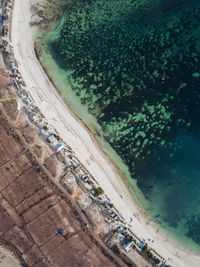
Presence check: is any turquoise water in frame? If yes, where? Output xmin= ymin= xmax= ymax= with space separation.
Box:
xmin=39 ymin=0 xmax=200 ymax=252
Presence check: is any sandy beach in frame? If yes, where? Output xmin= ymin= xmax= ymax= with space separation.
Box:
xmin=11 ymin=0 xmax=200 ymax=266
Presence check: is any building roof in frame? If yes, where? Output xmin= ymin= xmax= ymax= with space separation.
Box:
xmin=123 ymin=241 xmax=132 ymax=252
xmin=47 ymin=134 xmax=55 ymax=143
xmin=55 ymin=143 xmax=63 ymax=152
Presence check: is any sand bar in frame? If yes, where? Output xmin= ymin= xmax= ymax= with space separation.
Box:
xmin=11 ymin=0 xmax=200 ymax=266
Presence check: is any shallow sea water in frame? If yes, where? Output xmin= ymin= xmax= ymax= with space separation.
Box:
xmin=39 ymin=0 xmax=200 ymax=251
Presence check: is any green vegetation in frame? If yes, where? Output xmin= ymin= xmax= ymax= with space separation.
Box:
xmin=141 ymin=244 xmax=155 ymax=260
xmin=141 ymin=244 xmax=148 ymax=252
xmin=111 ymin=244 xmax=120 ymax=255
xmin=146 ymin=250 xmax=154 ymax=260
xmin=93 ymin=186 xmax=104 ymax=196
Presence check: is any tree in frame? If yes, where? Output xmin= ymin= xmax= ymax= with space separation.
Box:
xmin=93 ymin=186 xmax=104 ymax=196
xmin=111 ymin=244 xmax=120 ymax=255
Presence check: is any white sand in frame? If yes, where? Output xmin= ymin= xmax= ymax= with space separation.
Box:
xmin=0 ymin=246 xmax=20 ymax=267
xmin=11 ymin=0 xmax=200 ymax=266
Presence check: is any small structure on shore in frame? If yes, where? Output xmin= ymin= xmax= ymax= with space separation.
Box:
xmin=123 ymin=240 xmax=133 ymax=252
xmin=55 ymin=143 xmax=63 ymax=152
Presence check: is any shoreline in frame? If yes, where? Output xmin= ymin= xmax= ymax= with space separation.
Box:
xmin=35 ymin=38 xmax=148 ymax=211
xmin=10 ymin=0 xmax=200 ymax=266
xmin=37 ymin=30 xmax=200 ymax=256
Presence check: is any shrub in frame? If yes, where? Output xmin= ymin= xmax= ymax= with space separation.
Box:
xmin=111 ymin=244 xmax=120 ymax=255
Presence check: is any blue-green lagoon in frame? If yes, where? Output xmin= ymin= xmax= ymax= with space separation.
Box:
xmin=36 ymin=0 xmax=200 ymax=253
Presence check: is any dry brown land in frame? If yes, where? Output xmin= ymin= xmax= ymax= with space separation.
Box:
xmin=0 ymin=107 xmax=122 ymax=267
xmin=3 ymin=99 xmax=18 ymax=120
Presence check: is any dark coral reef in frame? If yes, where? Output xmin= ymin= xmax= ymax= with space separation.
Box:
xmin=49 ymin=0 xmax=200 ymax=245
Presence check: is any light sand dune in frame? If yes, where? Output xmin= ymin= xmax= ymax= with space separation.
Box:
xmin=11 ymin=0 xmax=200 ymax=266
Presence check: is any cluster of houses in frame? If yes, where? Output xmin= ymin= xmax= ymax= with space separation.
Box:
xmin=0 ymin=1 xmax=170 ymax=266
xmin=0 ymin=0 xmax=13 ymax=42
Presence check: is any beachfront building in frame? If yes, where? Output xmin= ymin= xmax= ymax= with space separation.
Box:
xmin=123 ymin=240 xmax=133 ymax=252
xmin=5 ymin=43 xmax=11 ymax=53
xmin=54 ymin=143 xmax=63 ymax=152
xmin=47 ymin=133 xmax=56 ymax=143
xmin=137 ymin=240 xmax=145 ymax=250
xmin=22 ymin=97 xmax=31 ymax=105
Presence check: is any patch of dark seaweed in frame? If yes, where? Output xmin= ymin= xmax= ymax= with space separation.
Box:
xmin=46 ymin=0 xmax=200 ymax=246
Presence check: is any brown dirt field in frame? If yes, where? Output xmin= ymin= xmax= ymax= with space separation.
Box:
xmin=0 ymin=69 xmax=10 ymax=97
xmin=0 ymin=206 xmax=15 ymax=234
xmin=65 ymin=220 xmax=82 ymax=233
xmin=40 ymin=222 xmax=82 ymax=257
xmin=0 ymin=196 xmax=22 ymax=228
xmin=5 ymin=135 xmax=24 ymax=158
xmin=0 ymin=68 xmax=9 ymax=81
xmin=33 ymin=145 xmax=43 ymax=159
xmin=3 ymin=226 xmax=32 ymax=254
xmin=22 ymin=125 xmax=38 ymax=144
xmin=15 ymin=110 xmax=29 ymax=129
xmin=40 ymin=234 xmax=66 ymax=256
xmin=21 ymin=194 xmax=61 ymax=224
xmin=48 ymin=232 xmax=113 ymax=267
xmin=15 ymin=187 xmax=54 ymax=216
xmin=0 ymin=140 xmax=11 ymax=166
xmin=3 ymin=99 xmax=18 ymax=121
xmin=27 ymin=201 xmax=72 ymax=246
xmin=5 ymin=137 xmax=23 ymax=158
xmin=0 ymin=163 xmax=17 ymax=191
xmin=22 ymin=245 xmax=43 ymax=266
xmin=31 ymin=136 xmax=53 ymax=163
xmin=44 ymin=154 xmax=58 ymax=177
xmin=0 ymin=125 xmax=24 ymax=159
xmin=12 ymin=152 xmax=32 ymax=175
xmin=33 ymin=259 xmax=50 ymax=267
xmin=1 ymin=168 xmax=47 ymax=207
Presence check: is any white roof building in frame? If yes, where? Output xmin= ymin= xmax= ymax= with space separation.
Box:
xmin=47 ymin=133 xmax=56 ymax=143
